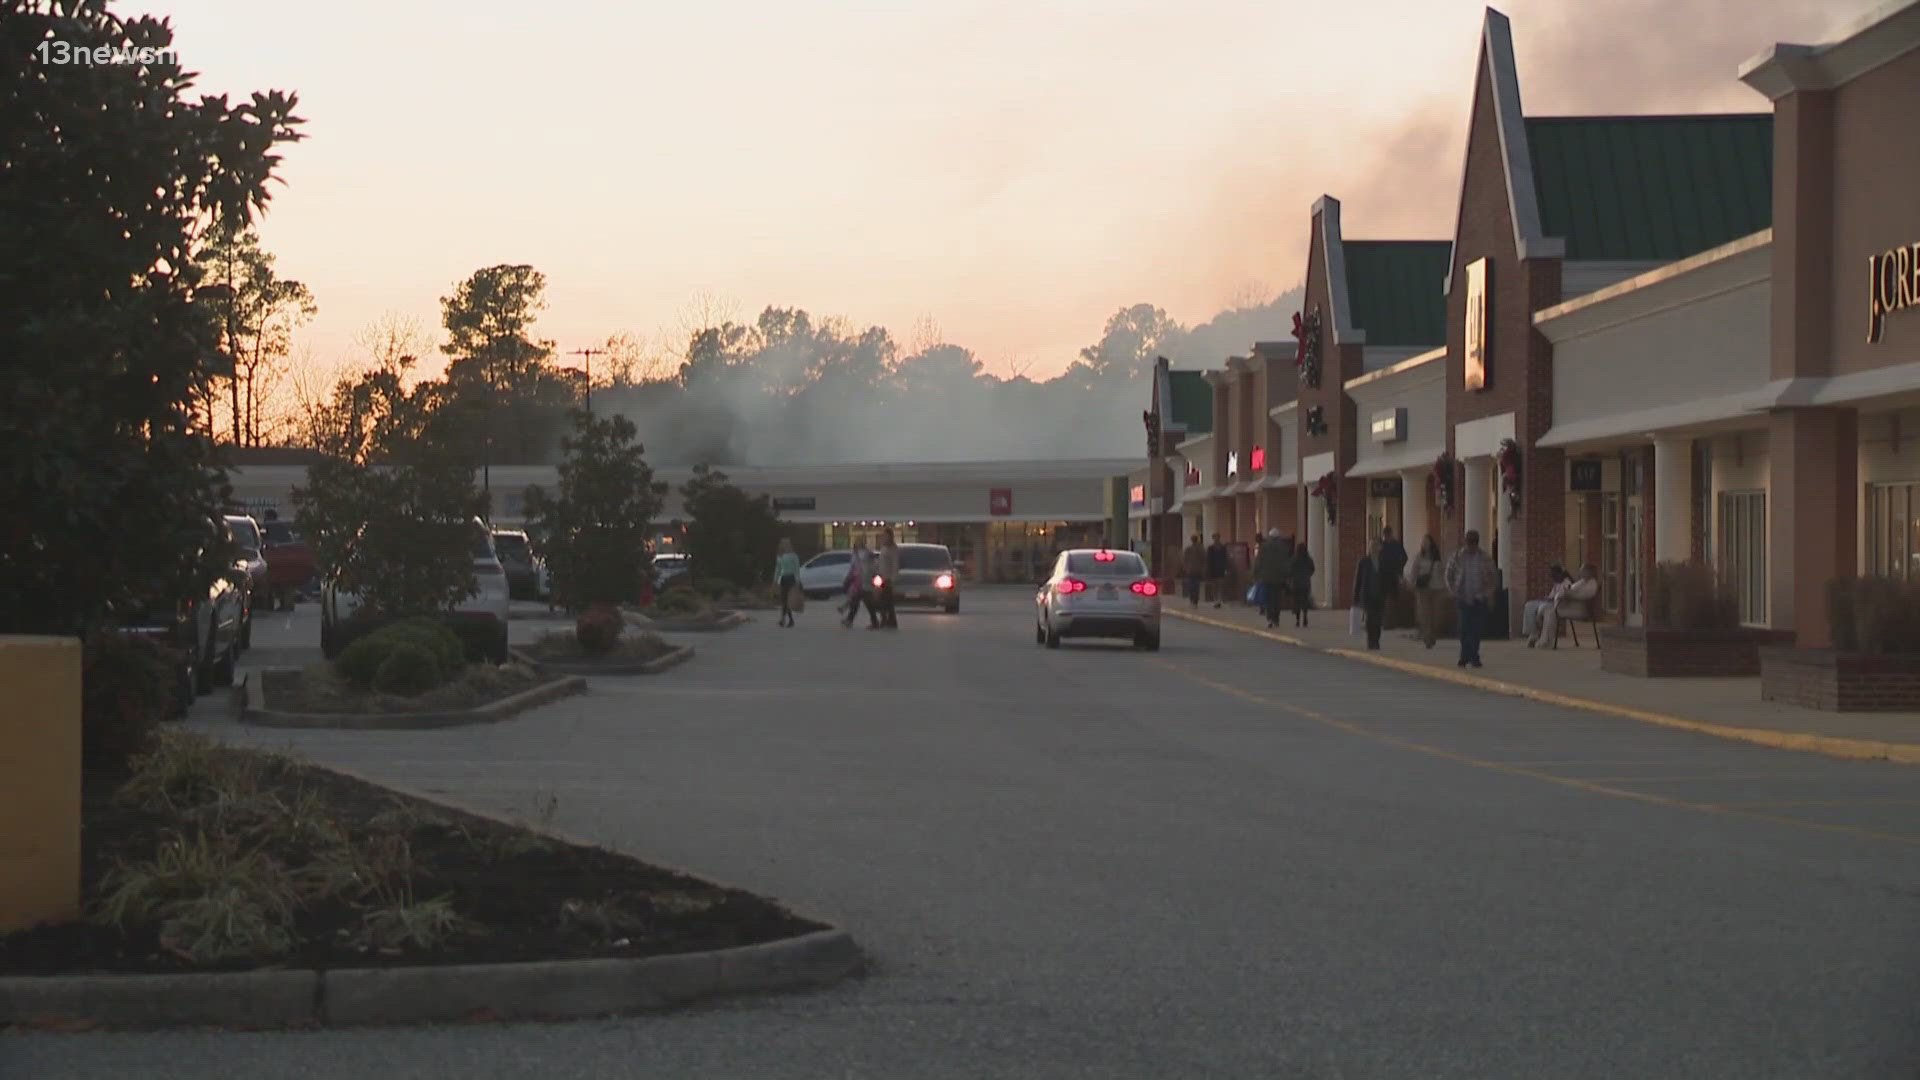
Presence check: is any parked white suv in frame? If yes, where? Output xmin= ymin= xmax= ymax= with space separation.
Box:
xmin=320 ymin=517 xmax=511 ymax=662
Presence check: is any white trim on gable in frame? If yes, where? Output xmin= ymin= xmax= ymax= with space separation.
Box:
xmin=1443 ymin=8 xmax=1566 ymax=296
xmin=1313 ymin=195 xmax=1367 ymax=346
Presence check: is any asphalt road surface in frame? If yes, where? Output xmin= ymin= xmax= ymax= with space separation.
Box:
xmin=10 ymin=590 xmax=1920 ymax=1079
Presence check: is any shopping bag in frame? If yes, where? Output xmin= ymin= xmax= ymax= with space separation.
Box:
xmin=790 ymin=586 xmax=805 ymax=613
xmin=1348 ymin=605 xmax=1364 ymax=635
xmin=1246 ymin=585 xmax=1259 ymax=605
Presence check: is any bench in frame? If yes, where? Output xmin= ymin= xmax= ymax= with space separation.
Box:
xmin=1552 ymin=596 xmax=1600 ymax=647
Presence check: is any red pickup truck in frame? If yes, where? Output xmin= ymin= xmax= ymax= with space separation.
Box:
xmin=260 ymin=516 xmax=317 ymax=611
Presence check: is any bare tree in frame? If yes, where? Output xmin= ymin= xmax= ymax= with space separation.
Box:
xmin=354 ymin=311 xmax=426 ymax=379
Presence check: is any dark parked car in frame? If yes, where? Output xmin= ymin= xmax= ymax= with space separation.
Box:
xmin=887 ymin=543 xmax=960 ymax=613
xmin=116 ymin=517 xmax=247 ymax=714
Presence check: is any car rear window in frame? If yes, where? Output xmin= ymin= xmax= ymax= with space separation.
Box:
xmin=228 ymin=518 xmax=261 ymax=549
xmin=493 ymin=533 xmax=529 ymax=559
xmin=808 ymin=551 xmax=850 ymax=567
xmin=1066 ymin=552 xmax=1146 ymax=576
xmin=899 ymin=547 xmax=952 ymax=570
xmin=262 ymin=521 xmax=298 ymax=545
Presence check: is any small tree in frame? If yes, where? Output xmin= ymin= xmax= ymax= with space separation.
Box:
xmin=680 ymin=465 xmax=782 ymax=589
xmin=523 ymin=410 xmax=665 ymax=615
xmin=290 ymin=388 xmax=482 ymax=620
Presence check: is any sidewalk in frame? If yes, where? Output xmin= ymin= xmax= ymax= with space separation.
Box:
xmin=1167 ymin=599 xmax=1920 ymax=764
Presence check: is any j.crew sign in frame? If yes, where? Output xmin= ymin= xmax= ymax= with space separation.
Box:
xmin=1868 ymin=240 xmax=1920 ymax=343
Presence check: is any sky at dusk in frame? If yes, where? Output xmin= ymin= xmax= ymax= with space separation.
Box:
xmin=124 ymin=0 xmax=1868 ymax=383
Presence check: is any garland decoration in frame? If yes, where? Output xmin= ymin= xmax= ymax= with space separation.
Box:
xmin=1290 ymin=306 xmax=1324 ymax=389
xmin=1495 ymin=438 xmax=1522 ymax=517
xmin=1430 ymin=452 xmax=1457 ymax=519
xmin=1308 ymin=471 xmax=1338 ymax=525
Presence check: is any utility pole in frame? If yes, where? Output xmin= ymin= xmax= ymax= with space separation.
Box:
xmin=568 ymin=347 xmax=606 ymax=414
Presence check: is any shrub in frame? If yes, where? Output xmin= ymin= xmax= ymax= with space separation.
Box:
xmin=81 ymin=630 xmax=181 ymax=765
xmin=92 ymin=830 xmax=299 ymax=964
xmin=1645 ymin=561 xmax=1740 ymax=631
xmin=575 ymin=602 xmax=623 ymax=655
xmin=336 ymin=619 xmax=465 ymax=690
xmin=1828 ymin=576 xmax=1920 ymax=655
xmin=372 ymin=641 xmax=445 ymax=696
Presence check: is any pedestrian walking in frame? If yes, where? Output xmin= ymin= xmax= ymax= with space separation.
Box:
xmin=842 ymin=541 xmax=879 ymax=628
xmin=1408 ymin=534 xmax=1445 ymax=649
xmin=1351 ymin=542 xmax=1386 ymax=650
xmin=1206 ymin=533 xmax=1229 ymax=607
xmin=1181 ymin=534 xmax=1207 ymax=608
xmin=1288 ymin=543 xmax=1316 ymax=627
xmin=1445 ymin=529 xmax=1499 ymax=668
xmin=1253 ymin=528 xmax=1290 ymax=628
xmin=1376 ymin=527 xmax=1408 ymax=607
xmin=773 ymin=538 xmax=801 ymax=628
xmin=874 ymin=528 xmax=901 ymax=629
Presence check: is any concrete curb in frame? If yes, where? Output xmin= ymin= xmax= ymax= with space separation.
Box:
xmin=242 ymin=670 xmax=588 ymax=730
xmin=0 ymin=930 xmax=861 ymax=1030
xmin=1166 ymin=608 xmax=1920 ymax=766
xmin=650 ymin=611 xmax=750 ymax=633
xmin=517 ymin=644 xmax=696 ymax=677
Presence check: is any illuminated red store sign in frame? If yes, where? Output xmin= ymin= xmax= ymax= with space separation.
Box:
xmin=1250 ymin=446 xmax=1266 ymax=471
xmin=1185 ymin=464 xmax=1201 ymax=486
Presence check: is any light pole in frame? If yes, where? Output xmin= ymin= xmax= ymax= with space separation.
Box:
xmin=568 ymin=347 xmax=606 ymax=414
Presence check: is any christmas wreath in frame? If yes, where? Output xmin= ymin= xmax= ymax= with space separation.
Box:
xmin=1290 ymin=307 xmax=1323 ymax=389
xmin=1307 ymin=471 xmax=1338 ymax=525
xmin=1430 ymin=452 xmax=1457 ymax=519
xmin=1495 ymin=438 xmax=1522 ymax=517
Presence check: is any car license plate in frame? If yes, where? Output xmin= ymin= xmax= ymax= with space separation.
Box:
xmin=1098 ymin=584 xmax=1117 ymax=599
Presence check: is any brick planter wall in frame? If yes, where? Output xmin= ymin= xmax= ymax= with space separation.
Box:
xmin=1760 ymin=649 xmax=1920 ymax=712
xmin=1599 ymin=626 xmax=1796 ymax=678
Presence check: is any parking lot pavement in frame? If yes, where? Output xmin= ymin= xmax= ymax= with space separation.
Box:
xmin=23 ymin=588 xmax=1920 ymax=1079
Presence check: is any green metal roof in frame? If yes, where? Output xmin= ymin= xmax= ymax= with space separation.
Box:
xmin=1526 ymin=114 xmax=1773 ymax=262
xmin=1342 ymin=241 xmax=1451 ymax=348
xmin=1166 ymin=369 xmax=1212 ymax=434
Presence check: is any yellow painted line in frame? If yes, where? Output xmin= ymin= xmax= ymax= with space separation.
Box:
xmin=1166 ymin=607 xmax=1920 ymax=767
xmin=1151 ymin=658 xmax=1920 ymax=846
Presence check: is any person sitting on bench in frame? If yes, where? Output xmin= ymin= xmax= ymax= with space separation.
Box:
xmin=1533 ymin=564 xmax=1600 ymax=649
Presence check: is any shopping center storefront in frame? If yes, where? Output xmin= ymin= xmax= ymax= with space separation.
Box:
xmin=223 ymin=458 xmax=1134 ymax=585
xmin=1139 ymin=2 xmax=1920 ymax=635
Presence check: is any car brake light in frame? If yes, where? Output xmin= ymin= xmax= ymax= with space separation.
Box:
xmin=1093 ymin=550 xmax=1116 ymax=562
xmin=1058 ymin=578 xmax=1087 ymax=594
xmin=872 ymin=575 xmax=884 ymax=588
xmin=935 ymin=574 xmax=953 ymax=589
xmin=1130 ymin=580 xmax=1159 ymax=596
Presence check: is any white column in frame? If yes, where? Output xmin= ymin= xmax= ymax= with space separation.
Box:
xmin=1307 ymin=493 xmax=1327 ymax=606
xmin=1653 ymin=434 xmax=1694 ymax=564
xmin=1400 ymin=468 xmax=1429 ymax=547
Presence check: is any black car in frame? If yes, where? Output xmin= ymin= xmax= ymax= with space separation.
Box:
xmin=116 ymin=517 xmax=247 ymax=715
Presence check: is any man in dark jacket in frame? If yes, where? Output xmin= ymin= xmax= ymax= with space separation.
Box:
xmin=1180 ymin=535 xmax=1207 ymax=608
xmin=1352 ymin=542 xmax=1387 ymax=650
xmin=1205 ymin=533 xmax=1228 ymax=608
xmin=1252 ymin=528 xmax=1291 ymax=628
xmin=1377 ymin=527 xmax=1408 ymax=603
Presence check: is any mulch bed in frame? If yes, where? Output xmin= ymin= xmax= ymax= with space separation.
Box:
xmin=259 ymin=664 xmax=560 ymax=715
xmin=0 ymin=745 xmax=821 ymax=977
xmin=520 ymin=631 xmax=675 ymax=667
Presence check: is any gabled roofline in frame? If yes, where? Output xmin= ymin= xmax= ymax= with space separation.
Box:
xmin=1740 ymin=0 xmax=1920 ymax=99
xmin=1311 ymin=195 xmax=1367 ymax=346
xmin=1443 ymin=8 xmax=1565 ymax=296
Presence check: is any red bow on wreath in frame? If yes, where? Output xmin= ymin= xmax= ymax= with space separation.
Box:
xmin=1430 ymin=452 xmax=1457 ymax=518
xmin=1290 ymin=311 xmax=1306 ymax=366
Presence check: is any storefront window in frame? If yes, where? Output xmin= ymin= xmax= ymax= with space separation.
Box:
xmin=1869 ymin=482 xmax=1919 ymax=582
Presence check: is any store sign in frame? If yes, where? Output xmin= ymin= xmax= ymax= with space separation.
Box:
xmin=1250 ymin=446 xmax=1266 ymax=471
xmin=1185 ymin=464 xmax=1202 ymax=487
xmin=1370 ymin=407 xmax=1406 ymax=443
xmin=1226 ymin=451 xmax=1239 ymax=477
xmin=1868 ymin=241 xmax=1920 ymax=343
xmin=1368 ymin=477 xmax=1401 ymax=498
xmin=1464 ymin=258 xmax=1490 ymax=391
xmin=1129 ymin=484 xmax=1146 ymax=507
xmin=771 ymin=496 xmax=816 ymax=511
xmin=989 ymin=488 xmax=1013 ymax=516
xmin=1569 ymin=459 xmax=1603 ymax=492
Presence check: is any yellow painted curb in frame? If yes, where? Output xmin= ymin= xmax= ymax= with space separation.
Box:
xmin=1165 ymin=608 xmax=1920 ymax=766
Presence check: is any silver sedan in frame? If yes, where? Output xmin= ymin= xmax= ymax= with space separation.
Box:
xmin=1034 ymin=548 xmax=1162 ymax=650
